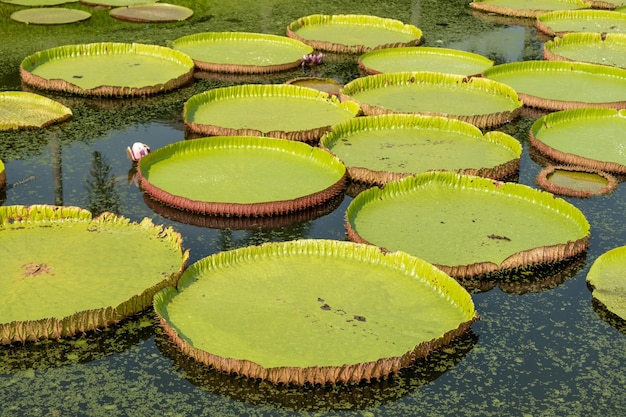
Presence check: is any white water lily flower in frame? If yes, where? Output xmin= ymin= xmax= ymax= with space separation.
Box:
xmin=126 ymin=142 xmax=151 ymax=162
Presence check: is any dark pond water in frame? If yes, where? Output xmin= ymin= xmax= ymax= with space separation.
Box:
xmin=1 ymin=1 xmax=625 ymax=416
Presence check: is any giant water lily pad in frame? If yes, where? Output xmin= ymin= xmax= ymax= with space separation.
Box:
xmin=320 ymin=114 xmax=522 ymax=185
xmin=544 ymin=33 xmax=626 ymax=69
xmin=0 ymin=205 xmax=188 ymax=344
xmin=483 ymin=60 xmax=626 ymax=110
xmin=469 ymin=0 xmax=590 ymax=18
xmin=184 ymin=84 xmax=361 ymax=142
xmin=586 ymin=246 xmax=626 ymax=321
xmin=171 ymin=32 xmax=313 ymax=74
xmin=154 ymin=239 xmax=478 ymax=385
xmin=10 ymin=7 xmax=91 ymax=24
xmin=536 ymin=165 xmax=618 ymax=197
xmin=138 ymin=136 xmax=347 ymax=216
xmin=358 ymin=47 xmax=494 ymax=76
xmin=530 ymin=108 xmax=626 ymax=174
xmin=536 ymin=9 xmax=626 ymax=36
xmin=20 ymin=42 xmax=194 ymax=97
xmin=2 ymin=0 xmax=77 ymax=5
xmin=286 ymin=14 xmax=423 ymax=54
xmin=109 ymin=3 xmax=193 ymax=23
xmin=340 ymin=71 xmax=522 ymax=128
xmin=0 ymin=92 xmax=72 ymax=130
xmin=346 ymin=172 xmax=590 ymax=279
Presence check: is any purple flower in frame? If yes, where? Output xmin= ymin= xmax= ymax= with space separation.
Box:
xmin=301 ymin=52 xmax=324 ymax=67
xmin=126 ymin=142 xmax=151 ymax=162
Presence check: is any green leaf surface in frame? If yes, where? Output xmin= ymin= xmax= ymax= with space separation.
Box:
xmin=346 ymin=172 xmax=589 ymax=270
xmin=0 ymin=92 xmax=72 ymax=130
xmin=156 ymin=239 xmax=476 ymax=369
xmin=537 ymin=9 xmax=626 ymax=34
xmin=586 ymin=245 xmax=626 ymax=320
xmin=10 ymin=8 xmax=91 ymax=25
xmin=531 ymin=108 xmax=626 ymax=168
xmin=544 ymin=33 xmax=626 ymax=68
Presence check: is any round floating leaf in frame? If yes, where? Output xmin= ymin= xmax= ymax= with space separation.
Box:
xmin=483 ymin=60 xmax=626 ymax=110
xmin=184 ymin=84 xmax=361 ymax=142
xmin=0 ymin=92 xmax=72 ymax=130
xmin=536 ymin=9 xmax=626 ymax=36
xmin=286 ymin=14 xmax=423 ymax=54
xmin=154 ymin=239 xmax=478 ymax=385
xmin=0 ymin=205 xmax=188 ymax=344
xmin=171 ymin=32 xmax=313 ymax=74
xmin=469 ymin=0 xmax=590 ymax=18
xmin=536 ymin=165 xmax=618 ymax=197
xmin=340 ymin=71 xmax=522 ymax=128
xmin=10 ymin=7 xmax=91 ymax=25
xmin=530 ymin=108 xmax=626 ymax=174
xmin=543 ymin=32 xmax=626 ymax=69
xmin=109 ymin=3 xmax=193 ymax=23
xmin=346 ymin=171 xmax=590 ymax=279
xmin=20 ymin=42 xmax=194 ymax=97
xmin=80 ymin=0 xmax=158 ymax=7
xmin=2 ymin=0 xmax=77 ymax=5
xmin=586 ymin=246 xmax=626 ymax=321
xmin=358 ymin=46 xmax=494 ymax=76
xmin=138 ymin=136 xmax=347 ymax=216
xmin=320 ymin=113 xmax=521 ymax=185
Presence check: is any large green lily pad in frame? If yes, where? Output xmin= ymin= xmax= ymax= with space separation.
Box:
xmin=544 ymin=32 xmax=626 ymax=69
xmin=530 ymin=108 xmax=626 ymax=174
xmin=154 ymin=239 xmax=478 ymax=385
xmin=320 ymin=113 xmax=521 ymax=185
xmin=586 ymin=246 xmax=626 ymax=321
xmin=340 ymin=71 xmax=522 ymax=128
xmin=184 ymin=84 xmax=361 ymax=142
xmin=346 ymin=171 xmax=590 ymax=279
xmin=536 ymin=10 xmax=626 ymax=37
xmin=0 ymin=92 xmax=72 ymax=130
xmin=10 ymin=7 xmax=91 ymax=24
xmin=286 ymin=14 xmax=423 ymax=54
xmin=469 ymin=0 xmax=590 ymax=18
xmin=20 ymin=42 xmax=194 ymax=97
xmin=138 ymin=136 xmax=347 ymax=216
xmin=171 ymin=32 xmax=313 ymax=74
xmin=357 ymin=47 xmax=494 ymax=76
xmin=483 ymin=60 xmax=626 ymax=110
xmin=0 ymin=205 xmax=188 ymax=344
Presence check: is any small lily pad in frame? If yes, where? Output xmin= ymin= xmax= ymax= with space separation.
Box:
xmin=154 ymin=239 xmax=478 ymax=384
xmin=80 ymin=0 xmax=158 ymax=7
xmin=2 ymin=0 xmax=78 ymax=5
xmin=0 ymin=92 xmax=72 ymax=130
xmin=340 ymin=71 xmax=522 ymax=128
xmin=536 ymin=165 xmax=618 ymax=197
xmin=469 ymin=0 xmax=590 ymax=18
xmin=171 ymin=32 xmax=313 ymax=74
xmin=543 ymin=32 xmax=626 ymax=69
xmin=286 ymin=14 xmax=423 ymax=54
xmin=586 ymin=245 xmax=626 ymax=321
xmin=109 ymin=3 xmax=193 ymax=23
xmin=358 ymin=46 xmax=494 ymax=76
xmin=0 ymin=205 xmax=188 ymax=344
xmin=536 ymin=9 xmax=626 ymax=37
xmin=284 ymin=77 xmax=342 ymax=96
xmin=10 ymin=7 xmax=91 ymax=25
